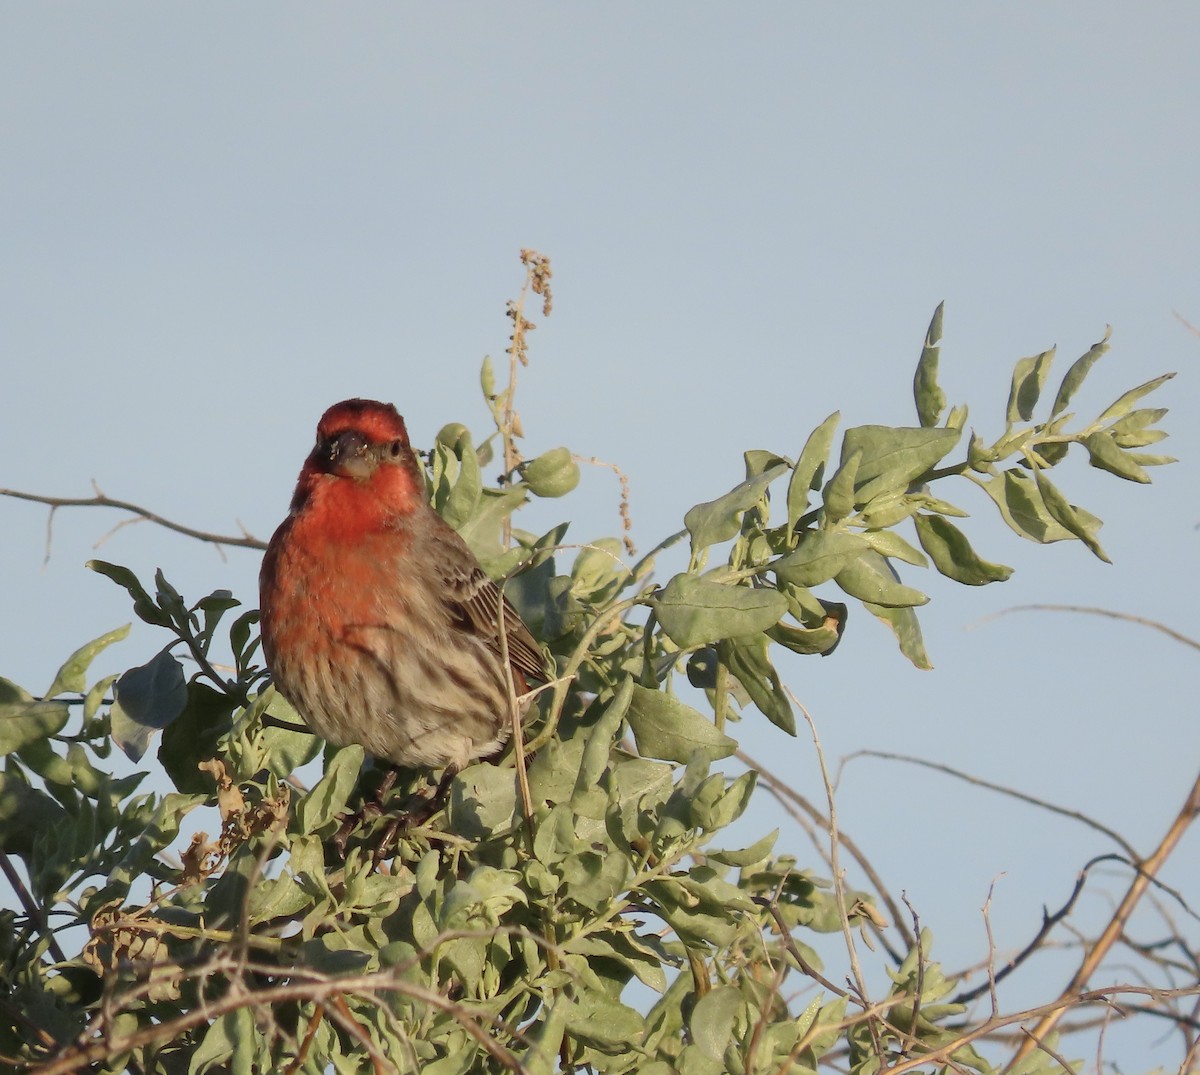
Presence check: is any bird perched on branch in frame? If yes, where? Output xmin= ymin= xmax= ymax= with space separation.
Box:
xmin=259 ymin=398 xmax=545 ymax=786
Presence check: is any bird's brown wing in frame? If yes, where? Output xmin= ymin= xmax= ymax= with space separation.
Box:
xmin=431 ymin=529 xmax=547 ymax=684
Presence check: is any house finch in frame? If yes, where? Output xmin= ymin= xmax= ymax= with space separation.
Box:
xmin=258 ymin=398 xmax=545 ymax=776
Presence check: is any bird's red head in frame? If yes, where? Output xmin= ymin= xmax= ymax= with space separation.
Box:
xmin=316 ymin=398 xmax=409 ymax=449
xmin=291 ymin=398 xmax=424 ymax=516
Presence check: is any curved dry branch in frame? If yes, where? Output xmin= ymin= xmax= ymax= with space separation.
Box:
xmin=0 ymin=486 xmax=267 ymax=553
xmin=973 ymin=604 xmax=1200 ymax=654
xmin=845 ymin=749 xmax=1138 ymax=859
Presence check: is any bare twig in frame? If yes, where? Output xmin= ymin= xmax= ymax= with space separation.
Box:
xmin=971 ymin=604 xmax=1200 ymax=655
xmin=956 ymin=856 xmax=1110 ymax=1005
xmin=982 ymin=878 xmax=1003 ymax=1018
xmin=0 ymin=486 xmax=266 ymax=552
xmin=325 ymin=995 xmax=394 ymax=1075
xmin=1007 ymin=770 xmax=1200 ymax=1069
xmin=793 ymin=692 xmax=882 ymax=1059
xmin=1173 ymin=309 xmax=1200 ymax=340
xmin=847 ymin=749 xmax=1138 ymax=860
xmin=1020 ymin=1026 xmax=1076 ymax=1074
xmin=1 ymin=854 xmax=68 ymax=966
xmin=902 ymin=894 xmax=925 ymax=1055
xmin=753 ymin=896 xmax=850 ymax=998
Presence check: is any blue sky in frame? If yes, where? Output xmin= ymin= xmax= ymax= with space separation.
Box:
xmin=3 ymin=5 xmax=1198 ymax=1067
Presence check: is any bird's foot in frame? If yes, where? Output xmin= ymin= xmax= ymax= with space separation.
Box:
xmin=368 ymin=768 xmax=458 ymax=865
xmin=331 ymin=766 xmax=400 ymax=858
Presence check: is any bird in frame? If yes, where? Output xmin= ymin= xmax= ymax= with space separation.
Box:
xmin=258 ymin=398 xmax=545 ymax=788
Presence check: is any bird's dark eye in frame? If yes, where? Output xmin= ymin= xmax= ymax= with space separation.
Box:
xmin=388 ymin=439 xmax=404 ymax=458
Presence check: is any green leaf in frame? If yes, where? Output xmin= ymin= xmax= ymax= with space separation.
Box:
xmin=574 ymin=676 xmax=634 ymax=799
xmin=859 ymin=491 xmax=923 ymax=529
xmin=787 ymin=412 xmax=839 ymax=529
xmin=685 ymin=463 xmax=789 ymax=552
xmin=1112 ymin=428 xmax=1170 ymax=449
xmin=912 ymin=514 xmax=1013 ymax=585
xmin=195 ymin=590 xmax=239 ymax=644
xmin=447 ymin=761 xmax=518 ymax=838
xmin=0 ymin=698 xmax=71 ymax=755
xmin=1050 ymin=328 xmax=1110 ymax=416
xmin=721 ymin=636 xmax=795 ymax=734
xmin=861 ymin=529 xmax=928 ymax=568
xmin=1083 ymin=431 xmax=1150 ymax=483
xmin=228 ymin=609 xmax=260 ymax=667
xmin=821 ymin=449 xmax=859 ymax=523
xmin=690 ymin=985 xmax=742 ymax=1062
xmin=1033 ymin=469 xmax=1110 ymax=562
xmin=0 ymin=767 xmax=67 ymax=855
xmin=839 ymin=426 xmax=960 ymax=505
xmin=626 ymin=685 xmax=736 ymax=764
xmin=1006 ymin=348 xmax=1055 ymax=423
xmin=159 ymin=683 xmax=237 ymax=794
xmin=522 ymin=1001 xmax=568 ymax=1075
xmin=707 ymin=828 xmax=778 ymax=867
xmin=188 ymin=1010 xmax=239 ymax=1074
xmin=87 ymin=561 xmax=173 ymax=628
xmin=1125 ymin=451 xmax=1177 ymax=468
xmin=913 ymin=302 xmax=947 ymax=428
xmin=297 ymin=744 xmax=364 ymax=833
xmin=440 ymin=432 xmax=484 ymax=528
xmin=835 ymin=551 xmax=929 ymax=608
xmin=258 ymin=691 xmax=323 ymax=777
xmin=690 ymin=771 xmax=757 ymax=832
xmin=766 ymin=615 xmax=843 ymax=656
xmin=1096 ymin=372 xmax=1175 ymax=424
xmin=978 ymin=470 xmax=1074 ymax=544
xmin=571 ymin=537 xmax=630 ymax=601
xmin=654 ymin=574 xmax=786 ymax=648
xmin=45 ymin=624 xmax=131 ymax=698
xmin=561 ymin=985 xmax=646 ymax=1049
xmin=110 ymin=650 xmax=188 ymax=762
xmin=456 ymin=485 xmax=527 ymax=560
xmin=1108 ymin=406 xmax=1168 ymax=434
xmin=153 ymin=569 xmax=189 ymax=630
xmin=771 ymin=531 xmax=869 ymax=587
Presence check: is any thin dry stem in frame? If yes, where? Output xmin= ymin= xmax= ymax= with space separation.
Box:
xmin=574 ymin=454 xmax=637 ymax=556
xmin=792 ymin=690 xmax=883 ymax=1058
xmin=847 ymin=748 xmax=1138 ymax=859
xmin=972 ymin=603 xmax=1200 ymax=655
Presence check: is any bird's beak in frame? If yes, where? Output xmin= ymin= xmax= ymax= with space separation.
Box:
xmin=325 ymin=430 xmax=376 ymax=480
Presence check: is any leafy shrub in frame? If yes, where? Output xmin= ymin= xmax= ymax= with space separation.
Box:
xmin=1 ymin=257 xmax=1184 ymax=1074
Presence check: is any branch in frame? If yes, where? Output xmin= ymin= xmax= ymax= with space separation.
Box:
xmin=877 ymin=983 xmax=1200 ymax=1074
xmin=0 ymin=486 xmax=266 ymax=552
xmin=954 ymin=854 xmax=1111 ymax=1004
xmin=33 ymin=959 xmax=533 ymax=1075
xmin=971 ymin=604 xmax=1200 ymax=655
xmin=846 ymin=749 xmax=1138 ymax=860
xmin=0 ymin=853 xmax=67 ymax=965
xmin=1006 ymin=768 xmax=1200 ymax=1069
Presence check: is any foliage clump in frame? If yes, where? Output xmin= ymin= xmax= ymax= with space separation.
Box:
xmin=0 ymin=257 xmax=1187 ymax=1073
